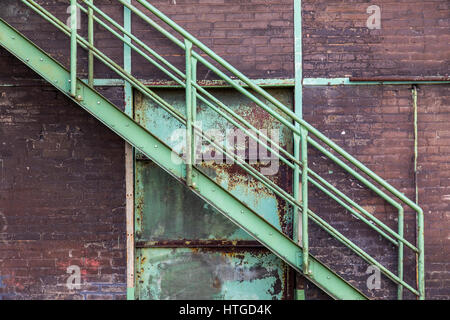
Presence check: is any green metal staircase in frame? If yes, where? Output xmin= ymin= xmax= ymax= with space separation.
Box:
xmin=0 ymin=0 xmax=425 ymax=300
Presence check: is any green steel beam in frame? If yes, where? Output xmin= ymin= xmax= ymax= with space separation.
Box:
xmin=0 ymin=18 xmax=368 ymax=300
xmin=303 ymin=78 xmax=450 ymax=86
xmin=78 ymin=77 xmax=450 ymax=87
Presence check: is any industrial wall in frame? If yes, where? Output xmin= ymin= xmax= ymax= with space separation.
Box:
xmin=0 ymin=0 xmax=448 ymax=299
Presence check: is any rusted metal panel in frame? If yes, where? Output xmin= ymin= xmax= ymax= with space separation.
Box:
xmin=135 ymin=248 xmax=290 ymax=300
xmin=134 ymin=88 xmax=294 ymax=236
xmin=134 ymin=88 xmax=294 ymax=299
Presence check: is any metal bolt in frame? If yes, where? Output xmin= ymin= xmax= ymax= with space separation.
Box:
xmin=154 ymin=145 xmax=158 ymax=148
xmin=40 ymin=58 xmax=43 ymax=61
xmin=97 ymin=101 xmax=101 ymax=104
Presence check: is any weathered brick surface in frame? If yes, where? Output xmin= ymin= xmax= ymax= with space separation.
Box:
xmin=0 ymin=0 xmax=295 ymax=79
xmin=2 ymin=1 xmax=448 ymax=80
xmin=0 ymin=0 xmax=448 ymax=300
xmin=417 ymin=85 xmax=450 ymax=299
xmin=303 ymin=85 xmax=414 ymax=299
xmin=0 ymin=49 xmax=126 ymax=299
xmin=303 ymin=84 xmax=450 ymax=299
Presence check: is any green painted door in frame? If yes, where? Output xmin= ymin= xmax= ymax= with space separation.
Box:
xmin=134 ymin=88 xmax=294 ymax=300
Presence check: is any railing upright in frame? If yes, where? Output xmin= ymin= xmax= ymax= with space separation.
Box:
xmin=185 ymin=40 xmax=194 ymax=187
xmin=301 ymin=127 xmax=309 ymax=273
xmin=87 ymin=0 xmax=94 ymax=87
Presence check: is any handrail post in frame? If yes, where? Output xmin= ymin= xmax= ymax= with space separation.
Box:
xmin=301 ymin=126 xmax=309 ymax=273
xmin=70 ymin=0 xmax=77 ymax=96
xmin=191 ymin=57 xmax=197 ymax=168
xmin=293 ymin=0 xmax=303 ymax=251
xmin=418 ymin=210 xmax=425 ymax=299
xmin=185 ymin=40 xmax=194 ymax=187
xmin=87 ymin=0 xmax=94 ymax=87
xmin=397 ymin=207 xmax=404 ymax=299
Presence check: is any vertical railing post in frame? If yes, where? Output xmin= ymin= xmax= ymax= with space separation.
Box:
xmin=301 ymin=126 xmax=309 ymax=273
xmin=70 ymin=0 xmax=77 ymax=96
xmin=418 ymin=210 xmax=425 ymax=299
xmin=185 ymin=40 xmax=194 ymax=187
xmin=191 ymin=57 xmax=198 ymax=169
xmin=87 ymin=0 xmax=94 ymax=87
xmin=412 ymin=86 xmax=425 ymax=300
xmin=293 ymin=0 xmax=303 ymax=255
xmin=397 ymin=208 xmax=404 ymax=299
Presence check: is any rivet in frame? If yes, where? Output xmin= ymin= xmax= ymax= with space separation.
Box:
xmin=154 ymin=145 xmax=158 ymax=148
xmin=97 ymin=101 xmax=101 ymax=104
xmin=40 ymin=58 xmax=43 ymax=61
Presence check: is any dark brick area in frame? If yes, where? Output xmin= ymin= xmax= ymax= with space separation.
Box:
xmin=303 ymin=85 xmax=416 ymax=299
xmin=303 ymin=0 xmax=449 ymax=77
xmin=417 ymin=85 xmax=450 ymax=299
xmin=0 ymin=49 xmax=126 ymax=299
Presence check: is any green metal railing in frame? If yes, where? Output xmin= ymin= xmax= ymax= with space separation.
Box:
xmin=19 ymin=0 xmax=424 ymax=299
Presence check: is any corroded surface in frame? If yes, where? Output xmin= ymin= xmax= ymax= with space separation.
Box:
xmin=135 ymin=248 xmax=289 ymax=300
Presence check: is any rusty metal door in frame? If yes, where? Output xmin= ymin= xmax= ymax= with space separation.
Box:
xmin=134 ymin=88 xmax=294 ymax=300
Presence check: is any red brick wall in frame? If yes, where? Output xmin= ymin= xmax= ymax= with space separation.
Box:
xmin=303 ymin=0 xmax=449 ymax=77
xmin=2 ymin=0 xmax=447 ymax=79
xmin=0 ymin=0 xmax=448 ymax=300
xmin=303 ymin=85 xmax=418 ymax=299
xmin=417 ymin=85 xmax=450 ymax=299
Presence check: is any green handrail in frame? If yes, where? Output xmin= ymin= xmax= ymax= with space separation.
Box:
xmin=19 ymin=0 xmax=424 ymax=299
